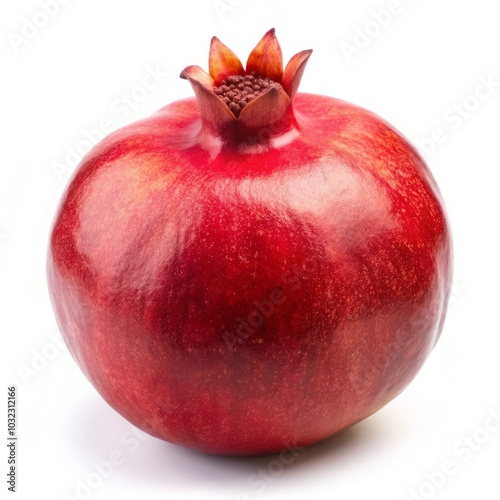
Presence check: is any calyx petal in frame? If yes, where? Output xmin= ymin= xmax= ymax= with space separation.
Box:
xmin=282 ymin=49 xmax=313 ymax=100
xmin=246 ymin=28 xmax=283 ymax=82
xmin=180 ymin=65 xmax=236 ymax=130
xmin=180 ymin=65 xmax=215 ymax=92
xmin=238 ymin=86 xmax=291 ymax=130
xmin=209 ymin=37 xmax=245 ymax=85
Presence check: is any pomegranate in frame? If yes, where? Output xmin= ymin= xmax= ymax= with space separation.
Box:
xmin=47 ymin=29 xmax=452 ymax=456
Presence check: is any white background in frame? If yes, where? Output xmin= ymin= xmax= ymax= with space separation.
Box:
xmin=1 ymin=0 xmax=500 ymax=499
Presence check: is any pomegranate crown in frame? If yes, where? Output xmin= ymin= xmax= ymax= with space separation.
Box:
xmin=180 ymin=29 xmax=312 ymax=131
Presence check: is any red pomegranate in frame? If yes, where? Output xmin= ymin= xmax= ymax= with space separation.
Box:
xmin=47 ymin=29 xmax=452 ymax=455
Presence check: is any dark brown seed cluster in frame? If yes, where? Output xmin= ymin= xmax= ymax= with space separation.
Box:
xmin=214 ymin=72 xmax=283 ymax=117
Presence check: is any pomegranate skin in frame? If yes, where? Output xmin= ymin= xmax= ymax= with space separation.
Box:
xmin=47 ymin=92 xmax=452 ymax=456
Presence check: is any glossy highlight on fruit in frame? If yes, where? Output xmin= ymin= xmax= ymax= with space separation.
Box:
xmin=47 ymin=29 xmax=452 ymax=456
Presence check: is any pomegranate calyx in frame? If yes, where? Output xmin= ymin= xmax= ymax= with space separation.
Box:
xmin=180 ymin=29 xmax=312 ymax=129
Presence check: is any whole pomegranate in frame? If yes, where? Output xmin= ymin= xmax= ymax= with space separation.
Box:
xmin=48 ymin=29 xmax=452 ymax=455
